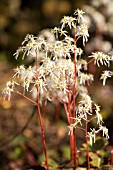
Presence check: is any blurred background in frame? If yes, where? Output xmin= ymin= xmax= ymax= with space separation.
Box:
xmin=0 ymin=0 xmax=90 ymax=61
xmin=0 ymin=0 xmax=113 ymax=169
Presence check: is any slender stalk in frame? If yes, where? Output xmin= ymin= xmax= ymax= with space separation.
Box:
xmin=64 ymin=99 xmax=75 ymax=165
xmin=86 ymin=121 xmax=90 ymax=170
xmin=68 ymin=92 xmax=74 ymax=162
xmin=37 ymin=98 xmax=49 ymax=170
xmin=64 ymin=27 xmax=77 ymax=170
xmin=63 ymin=102 xmax=71 ymax=124
xmin=16 ymin=91 xmax=37 ymax=105
xmin=70 ymin=27 xmax=77 ymax=170
xmin=16 ymin=88 xmax=49 ymax=169
xmin=35 ymin=51 xmax=49 ymax=170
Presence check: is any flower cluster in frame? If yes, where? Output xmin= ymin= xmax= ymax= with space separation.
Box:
xmin=89 ymin=51 xmax=113 ymax=86
xmin=2 ymin=9 xmax=111 ymax=146
xmin=2 ymin=81 xmax=19 ymax=100
xmin=88 ymin=125 xmax=109 ymax=146
xmin=68 ymin=98 xmax=109 ymax=145
xmin=89 ymin=52 xmax=113 ymax=67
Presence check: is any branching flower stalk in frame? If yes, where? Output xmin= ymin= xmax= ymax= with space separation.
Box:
xmin=2 ymin=9 xmax=113 ymax=170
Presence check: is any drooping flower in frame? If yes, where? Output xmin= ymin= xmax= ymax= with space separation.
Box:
xmin=2 ymin=81 xmax=19 ymax=100
xmin=99 ymin=125 xmax=109 ymax=139
xmin=78 ymin=72 xmax=94 ymax=85
xmin=94 ymin=104 xmax=103 ymax=125
xmin=76 ymin=24 xmax=89 ymax=46
xmin=100 ymin=70 xmax=113 ymax=85
xmin=88 ymin=132 xmax=95 ymax=146
xmin=89 ymin=52 xmax=112 ymax=67
xmin=88 ymin=128 xmax=98 ymax=145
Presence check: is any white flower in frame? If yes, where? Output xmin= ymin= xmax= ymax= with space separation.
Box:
xmin=2 ymin=87 xmax=13 ymax=101
xmin=22 ymin=34 xmax=35 ymax=45
xmin=14 ymin=35 xmax=47 ymax=59
xmin=32 ymin=79 xmax=47 ymax=94
xmin=13 ymin=65 xmax=25 ymax=78
xmin=95 ymin=104 xmax=103 ymax=125
xmin=13 ymin=47 xmax=23 ymax=60
xmin=70 ymin=115 xmax=85 ymax=126
xmin=52 ymin=27 xmax=68 ymax=38
xmin=97 ymin=113 xmax=103 ymax=125
xmin=88 ymin=132 xmax=95 ymax=146
xmin=77 ymin=104 xmax=89 ymax=116
xmin=99 ymin=125 xmax=109 ymax=139
xmin=59 ymin=80 xmax=68 ymax=94
xmin=64 ymin=36 xmax=74 ymax=43
xmin=22 ymin=78 xmax=32 ymax=93
xmin=2 ymin=81 xmax=19 ymax=100
xmin=78 ymin=72 xmax=94 ymax=85
xmin=51 ymin=27 xmax=60 ymax=39
xmin=27 ymin=66 xmax=36 ymax=79
xmin=89 ymin=52 xmax=112 ymax=67
xmin=76 ymin=47 xmax=83 ymax=56
xmin=88 ymin=128 xmax=98 ymax=145
xmin=74 ymin=9 xmax=86 ymax=23
xmin=59 ymin=29 xmax=67 ymax=36
xmin=60 ymin=16 xmax=76 ymax=29
xmin=76 ymin=24 xmax=89 ymax=46
xmin=100 ymin=70 xmax=113 ymax=86
xmin=79 ymin=94 xmax=93 ymax=117
xmin=76 ymin=100 xmax=92 ymax=120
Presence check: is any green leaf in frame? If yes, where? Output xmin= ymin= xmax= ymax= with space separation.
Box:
xmin=61 ymin=145 xmax=70 ymax=159
xmin=8 ymin=145 xmax=24 ymax=160
xmin=90 ymin=137 xmax=108 ymax=151
xmin=78 ymin=151 xmax=86 ymax=166
xmin=10 ymin=135 xmax=30 ymax=146
xmin=97 ymin=150 xmax=110 ymax=158
xmin=39 ymin=154 xmax=58 ymax=169
xmin=89 ymin=152 xmax=102 ymax=168
xmin=101 ymin=165 xmax=113 ymax=170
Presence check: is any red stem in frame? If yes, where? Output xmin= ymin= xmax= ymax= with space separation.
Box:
xmin=86 ymin=121 xmax=90 ymax=170
xmin=37 ymin=98 xmax=49 ymax=170
xmin=63 ymin=102 xmax=71 ymax=124
xmin=70 ymin=27 xmax=77 ymax=170
xmin=64 ymin=98 xmax=75 ymax=166
xmin=68 ymin=92 xmax=74 ymax=162
xmin=16 ymin=91 xmax=37 ymax=106
xmin=36 ymin=53 xmax=49 ymax=170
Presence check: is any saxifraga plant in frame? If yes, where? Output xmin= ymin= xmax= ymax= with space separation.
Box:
xmin=2 ymin=9 xmax=113 ymax=170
